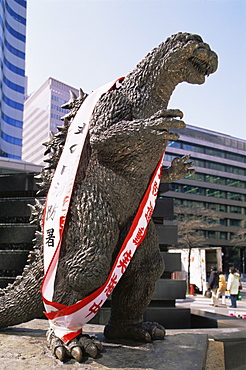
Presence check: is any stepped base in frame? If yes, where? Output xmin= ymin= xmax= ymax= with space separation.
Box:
xmin=89 ymin=306 xmax=191 ymax=329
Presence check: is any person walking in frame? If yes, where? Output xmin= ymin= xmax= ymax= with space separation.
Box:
xmin=218 ymin=271 xmax=227 ymax=305
xmin=227 ymin=267 xmax=239 ymax=308
xmin=208 ymin=265 xmax=219 ymax=307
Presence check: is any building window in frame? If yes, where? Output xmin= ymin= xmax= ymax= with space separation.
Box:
xmin=228 ymin=206 xmax=243 ymax=214
xmin=2 ymin=113 xmax=23 ymax=128
xmin=226 ymin=179 xmax=245 ymax=188
xmin=3 ymin=95 xmax=23 ymax=111
xmin=219 ymin=232 xmax=227 ymax=240
xmin=227 ymin=193 xmax=245 ymax=202
xmin=208 ymin=231 xmax=216 ymax=239
xmin=1 ymin=132 xmax=22 ymax=146
xmin=5 ymin=39 xmax=25 ymax=59
xmin=226 ymin=166 xmax=245 ymax=176
xmin=229 ymin=219 xmax=241 ymax=227
xmin=183 ymin=185 xmax=205 ymax=195
xmin=6 ymin=2 xmax=26 ymax=25
xmin=3 ymin=76 xmax=24 ymax=93
xmin=4 ymin=58 xmax=25 ymax=76
xmin=14 ymin=0 xmax=27 ymax=8
xmin=5 ymin=20 xmax=26 ymax=42
xmin=226 ymin=152 xmax=246 ymax=163
xmin=206 ymin=189 xmax=226 ymax=198
xmin=187 ymin=172 xmax=246 ymax=189
xmin=205 ymin=175 xmax=226 ymax=186
xmin=183 ymin=143 xmax=204 ymax=153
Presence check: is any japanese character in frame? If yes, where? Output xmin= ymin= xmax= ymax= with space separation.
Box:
xmin=69 ymin=144 xmax=78 ymax=153
xmin=75 ymin=123 xmax=86 ymax=134
xmin=46 ymin=204 xmax=58 ymax=221
xmin=85 ymin=300 xmax=103 ymax=317
xmin=104 ymin=274 xmax=118 ymax=297
xmin=60 ymin=165 xmax=67 ymax=175
xmin=133 ymin=227 xmax=145 ymax=245
xmin=117 ymin=250 xmax=132 ymax=274
xmin=145 ymin=202 xmax=154 ymax=223
xmin=152 ymin=181 xmax=159 ymax=196
xmin=46 ymin=228 xmax=55 ymax=247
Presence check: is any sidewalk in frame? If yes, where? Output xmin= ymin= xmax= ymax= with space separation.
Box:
xmin=176 ymin=281 xmax=246 ymax=321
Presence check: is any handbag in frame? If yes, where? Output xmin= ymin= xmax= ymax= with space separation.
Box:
xmin=205 ymin=289 xmax=212 ymax=298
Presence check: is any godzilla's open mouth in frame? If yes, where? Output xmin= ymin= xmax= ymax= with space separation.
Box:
xmin=189 ymin=56 xmax=212 ymax=76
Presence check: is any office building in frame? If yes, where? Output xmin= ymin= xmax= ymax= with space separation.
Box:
xmin=162 ymin=124 xmax=246 ymax=275
xmin=0 ymin=0 xmax=27 ymax=160
xmin=22 ymin=78 xmax=79 ymax=165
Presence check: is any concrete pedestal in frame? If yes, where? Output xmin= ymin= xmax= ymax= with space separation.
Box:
xmin=0 ymin=319 xmax=209 ymax=369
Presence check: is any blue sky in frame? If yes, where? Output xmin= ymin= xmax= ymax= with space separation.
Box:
xmin=26 ymin=0 xmax=246 ymax=140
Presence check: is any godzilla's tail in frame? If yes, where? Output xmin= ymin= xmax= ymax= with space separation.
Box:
xmin=0 ymin=90 xmax=87 ymax=330
xmin=0 ymin=231 xmax=44 ymax=329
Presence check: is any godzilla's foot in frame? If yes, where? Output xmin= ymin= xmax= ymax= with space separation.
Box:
xmin=104 ymin=321 xmax=165 ymax=343
xmin=46 ymin=328 xmax=103 ymax=362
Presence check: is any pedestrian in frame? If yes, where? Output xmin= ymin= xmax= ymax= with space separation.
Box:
xmin=227 ymin=267 xmax=239 ymax=308
xmin=218 ymin=271 xmax=227 ymax=305
xmin=208 ymin=265 xmax=219 ymax=307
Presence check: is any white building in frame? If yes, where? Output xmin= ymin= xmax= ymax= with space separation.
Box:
xmin=0 ymin=0 xmax=27 ymax=160
xmin=22 ymin=78 xmax=79 ymax=165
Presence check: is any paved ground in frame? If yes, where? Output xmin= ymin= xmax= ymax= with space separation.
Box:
xmin=176 ymin=281 xmax=246 ymax=319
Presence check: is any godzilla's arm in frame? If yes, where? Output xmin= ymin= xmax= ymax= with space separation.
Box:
xmin=162 ymin=155 xmax=195 ymax=183
xmin=90 ymin=108 xmax=185 ymax=160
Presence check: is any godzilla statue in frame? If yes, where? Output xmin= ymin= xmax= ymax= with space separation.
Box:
xmin=0 ymin=32 xmax=218 ymax=362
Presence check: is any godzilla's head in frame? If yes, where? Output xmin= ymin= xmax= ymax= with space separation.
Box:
xmin=163 ymin=32 xmax=218 ymax=85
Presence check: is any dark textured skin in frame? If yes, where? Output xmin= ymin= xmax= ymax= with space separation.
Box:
xmin=0 ymin=32 xmax=218 ymax=362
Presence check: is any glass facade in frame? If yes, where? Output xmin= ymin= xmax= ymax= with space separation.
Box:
xmin=0 ymin=0 xmax=26 ymax=159
xmin=164 ymin=125 xmax=246 ymax=272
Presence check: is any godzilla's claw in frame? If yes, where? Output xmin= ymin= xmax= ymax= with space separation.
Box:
xmin=46 ymin=328 xmax=103 ymax=363
xmin=153 ymin=108 xmax=184 ymax=120
xmin=71 ymin=346 xmax=83 ymax=362
xmin=54 ymin=346 xmax=66 ymax=361
xmin=78 ymin=334 xmax=103 ymax=358
xmin=104 ymin=321 xmax=165 ymax=342
xmin=162 ymin=154 xmax=195 ymax=183
xmin=147 ymin=108 xmax=186 ymax=140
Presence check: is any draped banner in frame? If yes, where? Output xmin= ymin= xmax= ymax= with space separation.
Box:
xmin=41 ymin=77 xmax=165 ymax=344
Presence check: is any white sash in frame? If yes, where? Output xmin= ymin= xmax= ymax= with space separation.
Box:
xmin=41 ymin=78 xmax=164 ymax=344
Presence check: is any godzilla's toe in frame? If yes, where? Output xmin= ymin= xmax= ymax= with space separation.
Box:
xmin=54 ymin=346 xmax=66 ymax=361
xmin=71 ymin=346 xmax=83 ymax=362
xmin=93 ymin=337 xmax=104 ymax=352
xmin=139 ymin=330 xmax=152 ymax=342
xmin=85 ymin=343 xmax=98 ymax=358
xmin=152 ymin=327 xmax=165 ymax=339
xmin=78 ymin=334 xmax=103 ymax=358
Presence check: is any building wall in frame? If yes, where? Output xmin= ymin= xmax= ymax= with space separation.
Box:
xmin=22 ymin=78 xmax=79 ymax=165
xmin=0 ymin=0 xmax=26 ymax=159
xmin=162 ymin=125 xmax=246 ymax=273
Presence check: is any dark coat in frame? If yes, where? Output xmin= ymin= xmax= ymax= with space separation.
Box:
xmin=209 ymin=270 xmax=219 ymax=289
